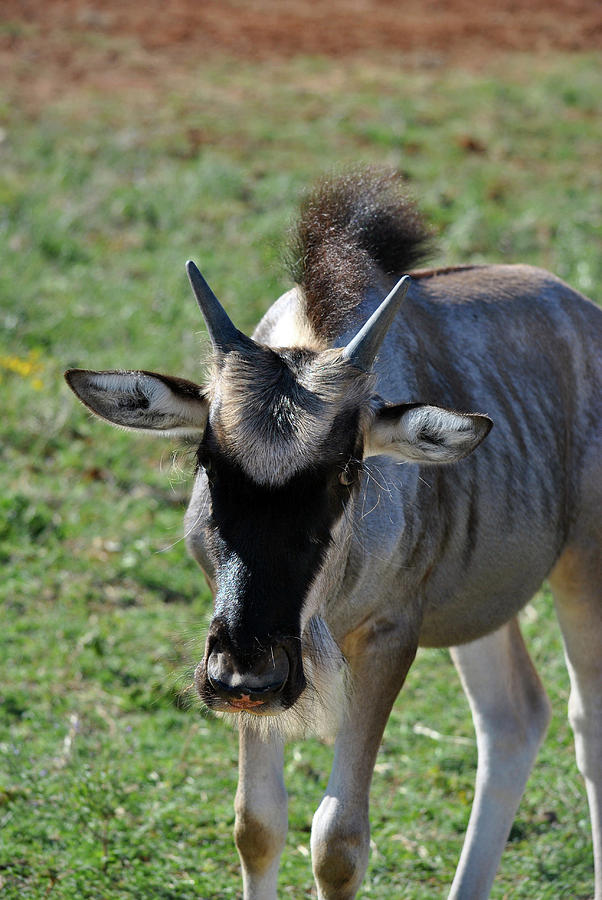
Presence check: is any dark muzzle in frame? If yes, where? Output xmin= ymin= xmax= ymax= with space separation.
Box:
xmin=206 ymin=643 xmax=290 ymax=707
xmin=196 ymin=619 xmax=306 ymax=713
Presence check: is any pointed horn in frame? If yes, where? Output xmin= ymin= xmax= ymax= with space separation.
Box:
xmin=186 ymin=259 xmax=246 ymax=352
xmin=341 ymin=275 xmax=411 ymax=370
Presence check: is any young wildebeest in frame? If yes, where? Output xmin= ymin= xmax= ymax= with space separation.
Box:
xmin=66 ymin=170 xmax=601 ymax=899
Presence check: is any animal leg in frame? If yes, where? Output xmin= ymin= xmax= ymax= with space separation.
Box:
xmin=234 ymin=725 xmax=287 ymax=900
xmin=448 ymin=618 xmax=551 ymax=899
xmin=311 ymin=621 xmax=418 ymax=900
xmin=551 ymin=543 xmax=602 ymax=900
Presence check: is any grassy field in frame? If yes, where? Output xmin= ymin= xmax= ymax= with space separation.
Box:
xmin=1 ymin=46 xmax=600 ymax=898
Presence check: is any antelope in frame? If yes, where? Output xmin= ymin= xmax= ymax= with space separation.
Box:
xmin=66 ymin=169 xmax=601 ymax=899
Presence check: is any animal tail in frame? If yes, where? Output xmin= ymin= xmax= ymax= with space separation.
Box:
xmin=286 ymin=167 xmax=434 ymax=342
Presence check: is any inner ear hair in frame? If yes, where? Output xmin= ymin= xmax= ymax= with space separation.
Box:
xmin=64 ymin=369 xmax=208 ymax=436
xmin=366 ymin=402 xmax=492 ymax=464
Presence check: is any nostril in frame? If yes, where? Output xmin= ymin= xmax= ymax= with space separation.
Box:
xmin=206 ymin=648 xmax=239 ymax=693
xmin=247 ymin=644 xmax=290 ymax=694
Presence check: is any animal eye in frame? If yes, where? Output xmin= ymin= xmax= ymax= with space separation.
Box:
xmin=198 ymin=450 xmax=214 ymax=479
xmin=339 ymin=465 xmax=355 ymax=486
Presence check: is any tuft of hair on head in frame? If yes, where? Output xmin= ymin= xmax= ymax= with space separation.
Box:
xmin=285 ymin=167 xmax=435 ymax=343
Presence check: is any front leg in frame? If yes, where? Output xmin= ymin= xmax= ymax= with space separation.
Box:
xmin=311 ymin=618 xmax=418 ymax=900
xmin=235 ymin=724 xmax=287 ymax=900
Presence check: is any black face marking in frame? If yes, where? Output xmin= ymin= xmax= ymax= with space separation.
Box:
xmin=196 ymin=407 xmax=363 ymax=711
xmin=201 ymin=439 xmax=356 ymax=639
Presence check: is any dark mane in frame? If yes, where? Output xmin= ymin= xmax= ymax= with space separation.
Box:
xmin=286 ymin=168 xmax=434 ymax=342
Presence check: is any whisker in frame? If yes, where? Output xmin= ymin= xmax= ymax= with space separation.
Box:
xmin=155 ymin=492 xmax=209 ymax=554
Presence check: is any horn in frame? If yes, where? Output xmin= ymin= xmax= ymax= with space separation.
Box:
xmin=186 ymin=259 xmax=247 ymax=353
xmin=341 ymin=275 xmax=411 ymax=370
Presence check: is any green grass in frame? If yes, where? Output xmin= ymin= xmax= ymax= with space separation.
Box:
xmin=0 ymin=47 xmax=600 ymax=898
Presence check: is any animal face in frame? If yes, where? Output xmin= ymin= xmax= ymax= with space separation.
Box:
xmin=189 ymin=344 xmax=371 ymax=723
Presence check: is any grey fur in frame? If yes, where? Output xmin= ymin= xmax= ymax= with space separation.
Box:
xmin=184 ymin=260 xmax=601 ymax=899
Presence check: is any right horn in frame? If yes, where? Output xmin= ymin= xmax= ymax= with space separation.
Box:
xmin=342 ymin=275 xmax=411 ymax=371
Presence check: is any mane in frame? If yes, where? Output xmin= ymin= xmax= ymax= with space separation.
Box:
xmin=286 ymin=168 xmax=434 ymax=343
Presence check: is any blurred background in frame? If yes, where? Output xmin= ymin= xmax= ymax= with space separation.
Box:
xmin=1 ymin=2 xmax=600 ymax=897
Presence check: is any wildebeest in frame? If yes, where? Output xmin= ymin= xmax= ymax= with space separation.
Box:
xmin=66 ymin=169 xmax=601 ymax=899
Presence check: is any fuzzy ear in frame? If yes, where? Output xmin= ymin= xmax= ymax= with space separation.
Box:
xmin=65 ymin=369 xmax=208 ymax=437
xmin=365 ymin=403 xmax=492 ymax=464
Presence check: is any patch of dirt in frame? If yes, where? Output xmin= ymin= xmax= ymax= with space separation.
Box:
xmin=1 ymin=0 xmax=601 ymax=109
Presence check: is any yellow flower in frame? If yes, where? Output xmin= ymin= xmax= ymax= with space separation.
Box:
xmin=0 ymin=352 xmax=44 ymax=387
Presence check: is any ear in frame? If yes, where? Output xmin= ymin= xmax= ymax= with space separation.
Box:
xmin=365 ymin=403 xmax=492 ymax=464
xmin=65 ymin=369 xmax=208 ymax=437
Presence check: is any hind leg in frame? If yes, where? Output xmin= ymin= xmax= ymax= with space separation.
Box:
xmin=448 ymin=618 xmax=551 ymax=899
xmin=551 ymin=541 xmax=602 ymax=900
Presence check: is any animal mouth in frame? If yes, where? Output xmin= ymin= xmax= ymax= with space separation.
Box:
xmin=226 ymin=694 xmax=267 ymax=711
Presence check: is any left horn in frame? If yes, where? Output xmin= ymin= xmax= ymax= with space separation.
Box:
xmin=186 ymin=259 xmax=247 ymax=353
xmin=342 ymin=275 xmax=411 ymax=370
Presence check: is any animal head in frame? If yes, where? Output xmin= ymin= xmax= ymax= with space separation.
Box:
xmin=66 ymin=259 xmax=491 ymax=737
